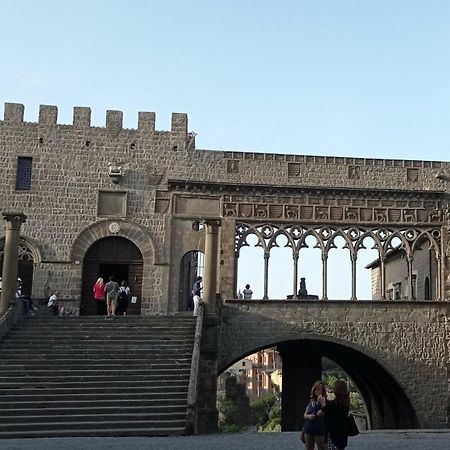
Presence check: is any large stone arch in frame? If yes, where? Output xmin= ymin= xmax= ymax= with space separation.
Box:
xmin=218 ymin=331 xmax=419 ymax=429
xmin=70 ymin=219 xmax=157 ymax=265
xmin=218 ymin=302 xmax=447 ymax=429
xmin=70 ymin=220 xmax=166 ymax=314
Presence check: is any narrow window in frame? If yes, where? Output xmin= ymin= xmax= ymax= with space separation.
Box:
xmin=16 ymin=157 xmax=32 ymax=191
xmin=424 ymin=277 xmax=431 ymax=300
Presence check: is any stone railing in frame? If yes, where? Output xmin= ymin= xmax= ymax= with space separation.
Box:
xmin=0 ymin=300 xmax=27 ymax=340
xmin=185 ymin=303 xmax=204 ymax=435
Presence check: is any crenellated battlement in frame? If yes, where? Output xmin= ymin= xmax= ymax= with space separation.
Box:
xmin=2 ymin=103 xmax=188 ymax=134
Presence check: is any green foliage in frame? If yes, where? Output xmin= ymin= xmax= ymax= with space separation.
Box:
xmin=250 ymin=395 xmax=281 ymax=432
xmin=260 ymin=416 xmax=281 ymax=432
xmin=217 ymin=373 xmax=254 ymax=432
xmin=250 ymin=395 xmax=277 ymax=428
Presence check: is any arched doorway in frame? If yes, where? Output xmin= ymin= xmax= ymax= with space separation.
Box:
xmin=178 ymin=250 xmax=204 ymax=311
xmin=80 ymin=236 xmax=143 ymax=315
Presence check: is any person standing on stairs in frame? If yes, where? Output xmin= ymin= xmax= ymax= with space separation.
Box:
xmin=105 ymin=276 xmax=120 ymax=317
xmin=93 ymin=277 xmax=106 ymax=315
xmin=192 ymin=276 xmax=203 ymax=317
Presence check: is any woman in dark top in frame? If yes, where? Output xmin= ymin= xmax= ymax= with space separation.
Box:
xmin=302 ymin=380 xmax=327 ymax=450
xmin=317 ymin=379 xmax=350 ymax=450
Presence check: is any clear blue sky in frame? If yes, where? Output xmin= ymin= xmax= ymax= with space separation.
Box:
xmin=2 ymin=1 xmax=448 ymax=299
xmin=2 ymin=0 xmax=449 ymax=159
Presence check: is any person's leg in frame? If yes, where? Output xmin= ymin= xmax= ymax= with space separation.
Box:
xmin=21 ymin=298 xmax=32 ymax=314
xmin=193 ymin=295 xmax=200 ymax=316
xmin=123 ymin=299 xmax=128 ymax=315
xmin=304 ymin=433 xmax=315 ymax=450
xmin=111 ymin=298 xmax=117 ymax=316
xmin=58 ymin=305 xmax=64 ymax=316
xmin=106 ymin=297 xmax=112 ymax=316
xmin=315 ymin=434 xmax=326 ymax=450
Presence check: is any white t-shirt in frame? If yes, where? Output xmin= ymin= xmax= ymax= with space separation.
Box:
xmin=47 ymin=294 xmax=58 ymax=307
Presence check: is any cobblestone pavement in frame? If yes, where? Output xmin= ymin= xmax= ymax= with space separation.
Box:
xmin=0 ymin=431 xmax=449 ymax=450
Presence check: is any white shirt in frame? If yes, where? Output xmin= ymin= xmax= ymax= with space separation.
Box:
xmin=47 ymin=294 xmax=57 ymax=307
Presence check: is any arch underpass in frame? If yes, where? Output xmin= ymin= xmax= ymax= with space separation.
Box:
xmin=214 ymin=301 xmax=447 ymax=430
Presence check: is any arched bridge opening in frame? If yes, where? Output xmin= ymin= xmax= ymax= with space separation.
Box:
xmin=219 ymin=338 xmax=419 ymax=432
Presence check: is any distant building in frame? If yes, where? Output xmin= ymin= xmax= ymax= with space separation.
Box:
xmin=366 ymin=243 xmax=437 ymax=300
xmin=218 ymin=349 xmax=282 ymax=400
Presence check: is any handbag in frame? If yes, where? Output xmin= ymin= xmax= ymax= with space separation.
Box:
xmin=347 ymin=414 xmax=359 ymax=437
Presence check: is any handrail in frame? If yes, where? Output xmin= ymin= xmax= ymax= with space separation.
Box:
xmin=185 ymin=303 xmax=204 ymax=435
xmin=0 ymin=302 xmax=26 ymax=340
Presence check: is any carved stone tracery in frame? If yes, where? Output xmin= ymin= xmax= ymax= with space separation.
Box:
xmin=235 ymin=222 xmax=442 ymax=301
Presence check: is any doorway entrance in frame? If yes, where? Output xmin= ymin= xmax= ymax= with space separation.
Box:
xmin=80 ymin=236 xmax=143 ymax=315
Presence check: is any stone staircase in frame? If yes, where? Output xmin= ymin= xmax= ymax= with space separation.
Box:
xmin=0 ymin=315 xmax=197 ymax=438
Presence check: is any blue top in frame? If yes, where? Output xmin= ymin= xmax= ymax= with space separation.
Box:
xmin=303 ymin=400 xmax=326 ymax=436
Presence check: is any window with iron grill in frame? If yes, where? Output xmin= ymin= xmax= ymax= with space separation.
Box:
xmin=16 ymin=157 xmax=32 ymax=191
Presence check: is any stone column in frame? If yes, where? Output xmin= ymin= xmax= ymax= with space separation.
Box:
xmin=0 ymin=212 xmax=27 ymax=315
xmin=278 ymin=342 xmax=322 ymax=431
xmin=322 ymin=251 xmax=328 ymax=300
xmin=203 ymin=220 xmax=221 ymax=315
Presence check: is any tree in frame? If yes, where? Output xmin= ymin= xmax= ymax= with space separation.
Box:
xmin=217 ymin=373 xmax=253 ymax=432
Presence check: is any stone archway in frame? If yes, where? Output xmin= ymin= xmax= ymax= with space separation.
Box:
xmin=80 ymin=236 xmax=143 ymax=315
xmin=71 ymin=220 xmax=158 ymax=314
xmin=219 ymin=337 xmax=418 ymax=432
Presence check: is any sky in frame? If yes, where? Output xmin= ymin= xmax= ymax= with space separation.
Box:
xmin=2 ymin=1 xmax=449 ymax=299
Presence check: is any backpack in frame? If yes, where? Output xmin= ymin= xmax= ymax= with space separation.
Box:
xmin=118 ymin=289 xmax=128 ymax=302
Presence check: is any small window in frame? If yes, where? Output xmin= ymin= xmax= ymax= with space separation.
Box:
xmin=16 ymin=157 xmax=33 ymax=191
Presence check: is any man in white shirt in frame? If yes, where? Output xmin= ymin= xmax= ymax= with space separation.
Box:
xmin=47 ymin=291 xmax=64 ymax=316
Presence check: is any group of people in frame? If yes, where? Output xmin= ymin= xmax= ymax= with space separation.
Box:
xmin=93 ymin=276 xmax=130 ymax=316
xmin=302 ymin=379 xmax=356 ymax=450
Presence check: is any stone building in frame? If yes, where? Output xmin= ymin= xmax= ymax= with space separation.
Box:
xmin=1 ymin=103 xmax=449 ymax=430
xmin=1 ymin=103 xmax=448 ymax=314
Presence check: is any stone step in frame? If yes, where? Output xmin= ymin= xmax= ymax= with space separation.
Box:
xmin=0 ymin=426 xmax=185 ymax=438
xmin=0 ymin=404 xmax=187 ymax=416
xmin=8 ymin=329 xmax=195 ymax=336
xmin=0 ymin=361 xmax=191 ymax=369
xmin=13 ymin=320 xmax=195 ymax=328
xmin=5 ymin=333 xmax=194 ymax=340
xmin=0 ymin=397 xmax=188 ymax=409
xmin=0 ymin=418 xmax=186 ymax=432
xmin=0 ymin=383 xmax=188 ymax=394
xmin=0 ymin=377 xmax=189 ymax=388
xmin=0 ymin=350 xmax=194 ymax=358
xmin=0 ymin=390 xmax=188 ymax=402
xmin=0 ymin=411 xmax=186 ymax=424
xmin=20 ymin=315 xmax=194 ymax=320
xmin=0 ymin=369 xmax=190 ymax=378
xmin=0 ymin=343 xmax=194 ymax=351
xmin=0 ymin=314 xmax=196 ymax=438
